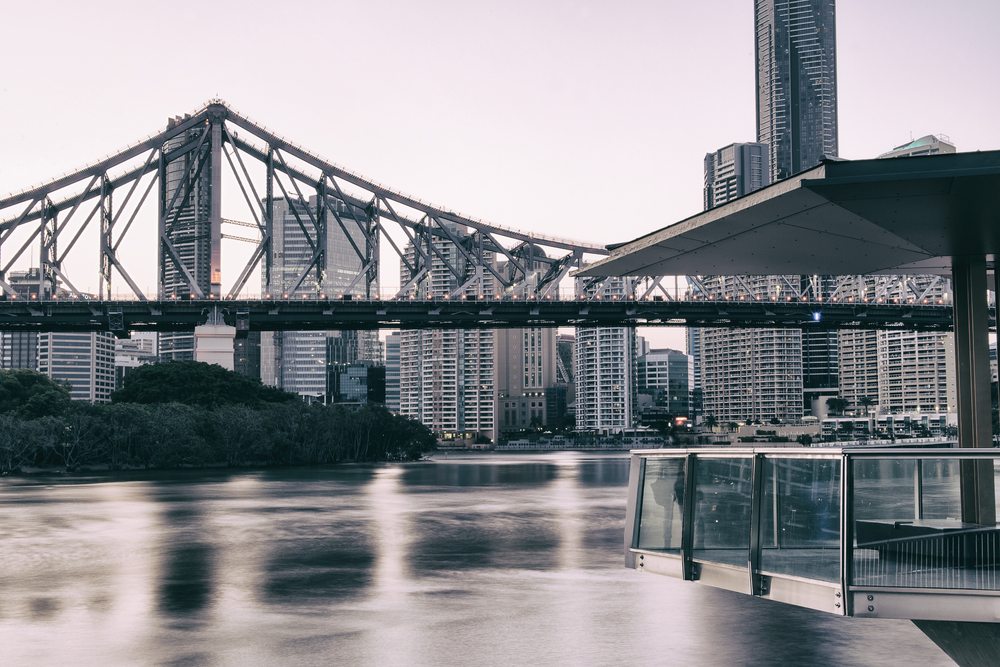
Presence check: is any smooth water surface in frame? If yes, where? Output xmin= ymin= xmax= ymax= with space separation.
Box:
xmin=0 ymin=452 xmax=948 ymax=666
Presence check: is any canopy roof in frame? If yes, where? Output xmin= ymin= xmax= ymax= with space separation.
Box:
xmin=580 ymin=151 xmax=1000 ymax=278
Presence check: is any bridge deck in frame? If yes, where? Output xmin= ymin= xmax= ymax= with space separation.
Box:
xmin=0 ymin=297 xmax=969 ymax=333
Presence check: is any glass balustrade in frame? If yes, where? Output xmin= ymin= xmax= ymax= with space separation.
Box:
xmin=627 ymin=447 xmax=1000 ymax=622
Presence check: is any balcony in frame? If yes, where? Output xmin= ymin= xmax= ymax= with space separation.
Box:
xmin=625 ymin=447 xmax=1000 ymax=622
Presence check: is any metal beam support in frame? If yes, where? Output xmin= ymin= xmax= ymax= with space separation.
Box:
xmin=99 ymin=176 xmax=112 ymax=299
xmin=209 ymin=114 xmax=224 ymax=298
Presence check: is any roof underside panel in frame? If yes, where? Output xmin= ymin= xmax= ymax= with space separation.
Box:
xmin=581 ymin=151 xmax=1000 ymax=278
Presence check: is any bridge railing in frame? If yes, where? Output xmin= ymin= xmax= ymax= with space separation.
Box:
xmin=626 ymin=447 xmax=1000 ymax=622
xmin=0 ymin=286 xmax=957 ymax=305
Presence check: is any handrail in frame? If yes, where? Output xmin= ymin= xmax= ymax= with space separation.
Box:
xmin=626 ymin=447 xmax=1000 ymax=622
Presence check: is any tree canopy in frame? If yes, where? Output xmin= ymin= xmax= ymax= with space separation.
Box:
xmin=112 ymin=361 xmax=298 ymax=408
xmin=0 ymin=368 xmax=72 ymax=418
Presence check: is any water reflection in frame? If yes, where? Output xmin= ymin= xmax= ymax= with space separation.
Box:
xmin=156 ymin=505 xmax=216 ymax=618
xmin=0 ymin=452 xmax=951 ymax=666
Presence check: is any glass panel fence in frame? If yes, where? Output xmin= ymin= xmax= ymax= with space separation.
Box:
xmin=760 ymin=457 xmax=841 ymax=582
xmin=692 ymin=457 xmax=753 ymax=567
xmin=852 ymin=456 xmax=1000 ymax=591
xmin=636 ymin=456 xmax=686 ymax=552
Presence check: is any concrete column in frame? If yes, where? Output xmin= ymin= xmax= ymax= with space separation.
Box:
xmin=951 ymin=255 xmax=995 ymax=526
xmin=952 ymin=255 xmax=993 ymax=449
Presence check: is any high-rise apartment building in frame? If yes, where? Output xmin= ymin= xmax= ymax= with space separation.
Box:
xmin=755 ymin=0 xmax=838 ymax=183
xmin=574 ymin=276 xmax=637 ymax=434
xmin=837 ymin=136 xmax=957 ymax=416
xmin=696 ymin=143 xmax=800 ymax=423
xmin=398 ymin=223 xmax=497 ymax=442
xmin=260 ymin=196 xmax=376 ymax=401
xmin=704 ymin=143 xmax=770 ymax=210
xmin=698 ymin=281 xmax=803 ymax=423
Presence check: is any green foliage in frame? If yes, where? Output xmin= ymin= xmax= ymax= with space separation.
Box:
xmin=111 ymin=361 xmax=298 ymax=408
xmin=0 ymin=366 xmax=436 ymax=474
xmin=0 ymin=369 xmax=72 ymax=418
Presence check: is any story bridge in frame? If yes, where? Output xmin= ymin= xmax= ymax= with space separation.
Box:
xmin=0 ymin=100 xmax=961 ymax=333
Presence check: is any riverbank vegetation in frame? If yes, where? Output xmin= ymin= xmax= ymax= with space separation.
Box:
xmin=0 ymin=363 xmax=436 ymax=474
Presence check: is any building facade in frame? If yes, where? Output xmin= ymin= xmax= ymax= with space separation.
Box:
xmin=704 ymin=142 xmax=770 ymax=210
xmin=696 ymin=143 xmax=800 ymax=422
xmin=755 ymin=0 xmax=838 ymax=182
xmin=756 ymin=0 xmax=840 ymax=416
xmin=384 ymin=332 xmax=401 ymax=413
xmin=260 ymin=196 xmax=377 ymax=401
xmin=637 ymin=348 xmax=693 ymax=418
xmin=38 ymin=332 xmax=115 ymax=403
xmin=574 ymin=276 xmax=637 ymax=433
xmin=496 ymin=327 xmax=557 ymax=433
xmin=836 ymin=137 xmax=957 ymax=417
xmin=114 ymin=333 xmax=158 ymax=390
xmin=398 ymin=222 xmax=497 ymax=442
xmin=1 ymin=269 xmax=115 ymax=403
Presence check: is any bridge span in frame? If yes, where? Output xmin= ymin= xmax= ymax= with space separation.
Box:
xmin=0 ymin=295 xmax=969 ymax=335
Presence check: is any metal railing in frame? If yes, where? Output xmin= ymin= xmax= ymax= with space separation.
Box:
xmin=625 ymin=447 xmax=1000 ymax=622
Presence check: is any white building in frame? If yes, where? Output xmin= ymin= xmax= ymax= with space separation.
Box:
xmin=398 ymin=222 xmax=497 ymax=442
xmin=114 ymin=332 xmax=158 ymax=390
xmin=38 ymin=332 xmax=115 ymax=403
xmin=837 ymin=136 xmax=958 ymax=416
xmin=574 ymin=276 xmax=637 ymax=433
xmin=696 ymin=142 xmax=804 ymax=423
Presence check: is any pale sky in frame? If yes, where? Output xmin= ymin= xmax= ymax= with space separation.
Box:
xmin=2 ymin=0 xmax=999 ymax=349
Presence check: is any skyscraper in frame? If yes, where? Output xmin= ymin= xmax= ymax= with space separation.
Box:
xmin=755 ymin=0 xmax=838 ymax=182
xmin=756 ymin=0 xmax=839 ymax=415
xmin=260 ymin=195 xmax=377 ymax=401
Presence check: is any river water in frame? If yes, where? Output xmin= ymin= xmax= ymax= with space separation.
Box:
xmin=0 ymin=452 xmax=948 ymax=666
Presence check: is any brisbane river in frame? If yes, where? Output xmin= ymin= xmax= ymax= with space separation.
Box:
xmin=1 ymin=452 xmax=948 ymax=666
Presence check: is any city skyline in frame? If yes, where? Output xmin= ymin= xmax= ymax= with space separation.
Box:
xmin=2 ymin=2 xmax=999 ymax=351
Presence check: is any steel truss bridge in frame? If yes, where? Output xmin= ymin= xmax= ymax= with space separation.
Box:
xmin=0 ymin=100 xmax=960 ymax=332
xmin=0 ymin=297 xmax=970 ymax=335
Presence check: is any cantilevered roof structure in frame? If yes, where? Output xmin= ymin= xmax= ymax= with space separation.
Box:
xmin=581 ymin=149 xmax=1000 ymax=460
xmin=600 ymin=151 xmax=1000 ymax=658
xmin=581 ymin=151 xmax=1000 ymax=279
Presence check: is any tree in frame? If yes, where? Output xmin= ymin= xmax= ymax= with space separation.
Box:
xmin=0 ymin=369 xmax=72 ymax=418
xmin=112 ymin=361 xmax=298 ymax=408
xmin=727 ymin=421 xmax=740 ymax=433
xmin=826 ymin=397 xmax=848 ymax=417
xmin=704 ymin=415 xmax=718 ymax=431
xmin=858 ymin=396 xmax=875 ymax=417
